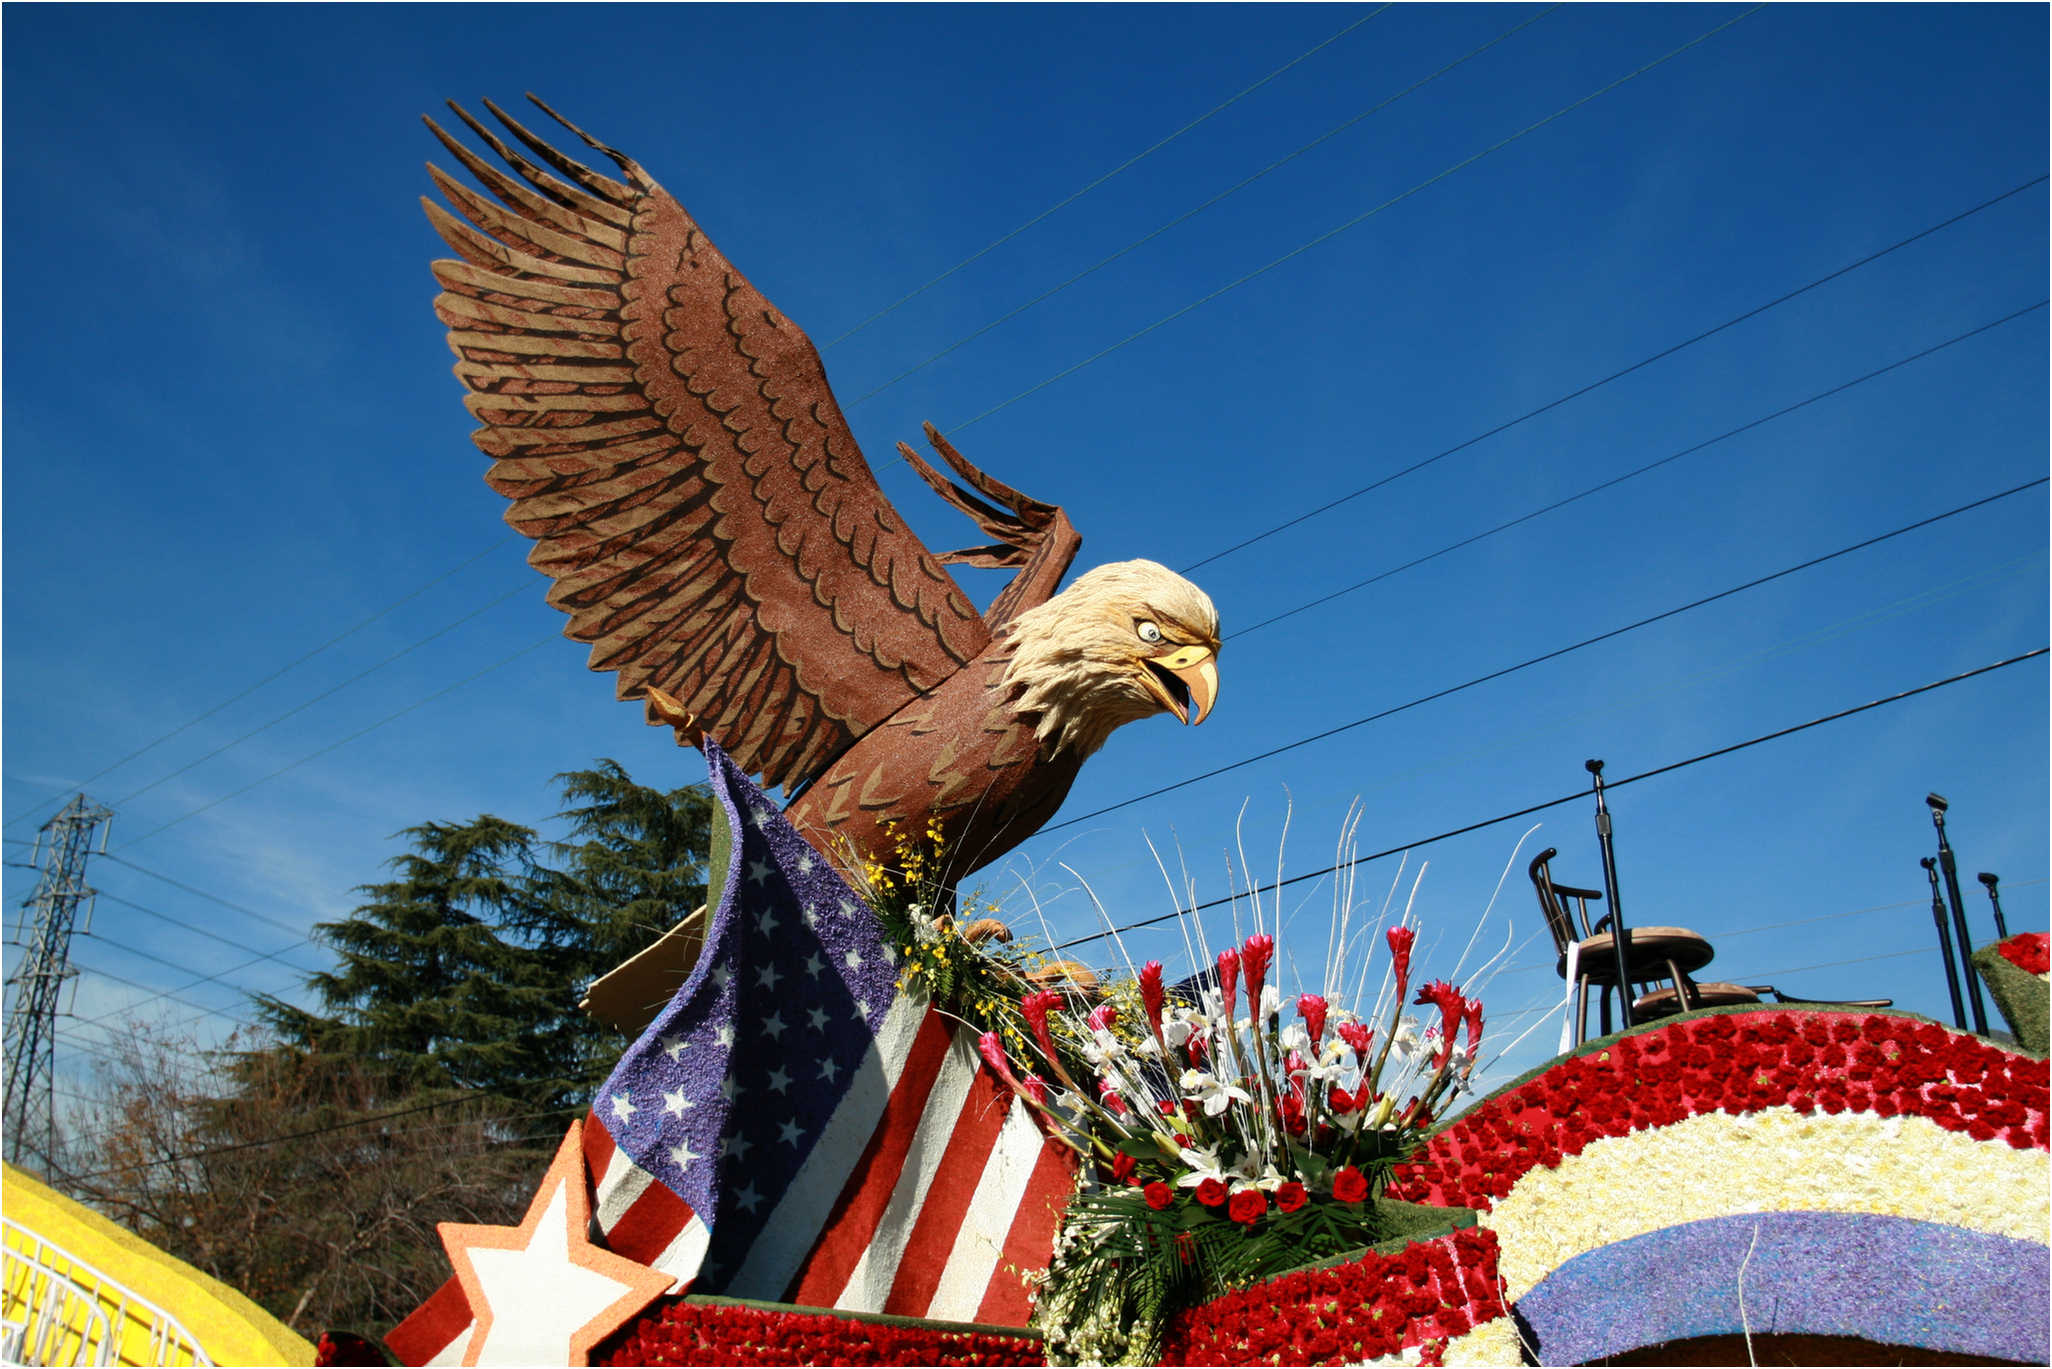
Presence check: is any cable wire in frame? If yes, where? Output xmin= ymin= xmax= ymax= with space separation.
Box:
xmin=92 ymin=891 xmax=320 ymax=972
xmin=109 ymin=582 xmax=531 ymax=810
xmin=947 ymin=6 xmax=1762 ymax=433
xmin=1232 ymin=305 xmax=2046 ymax=639
xmin=848 ymin=5 xmax=1560 ymax=409
xmin=2 ymin=534 xmax=518 ymax=830
xmin=825 ymin=6 xmax=1391 ymax=348
xmin=1060 ymin=646 xmax=2048 ymax=949
xmin=114 ymin=633 xmax=558 ymax=851
xmin=98 ymin=853 xmax=319 ymax=942
xmin=1181 ymin=174 xmax=2049 ymax=574
xmin=1039 ymin=474 xmax=2044 ymax=838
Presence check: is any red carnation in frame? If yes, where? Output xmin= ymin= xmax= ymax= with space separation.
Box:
xmin=1228 ymin=1186 xmax=1268 ymax=1225
xmin=1332 ymin=1165 xmax=1370 ymax=1203
xmin=1144 ymin=1181 xmax=1175 ymax=1210
xmin=1195 ymin=1177 xmax=1228 ymax=1207
xmin=1275 ymin=1180 xmax=1308 ymax=1212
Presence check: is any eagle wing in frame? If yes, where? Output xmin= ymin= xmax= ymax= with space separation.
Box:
xmin=423 ymin=97 xmax=1000 ymax=794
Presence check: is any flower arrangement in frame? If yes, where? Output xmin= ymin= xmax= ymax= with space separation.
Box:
xmin=1389 ymin=1009 xmax=2048 ymax=1213
xmin=977 ymin=925 xmax=1485 ymax=1364
xmin=1996 ymin=931 xmax=2049 ymax=979
xmin=1158 ymin=1225 xmax=1507 ymax=1367
xmin=597 ymin=1297 xmax=1045 ymax=1366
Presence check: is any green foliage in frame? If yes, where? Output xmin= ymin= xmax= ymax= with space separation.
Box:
xmin=256 ymin=761 xmax=714 ymax=1124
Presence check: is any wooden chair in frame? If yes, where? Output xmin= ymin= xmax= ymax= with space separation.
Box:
xmin=1529 ymin=846 xmax=1742 ymax=1045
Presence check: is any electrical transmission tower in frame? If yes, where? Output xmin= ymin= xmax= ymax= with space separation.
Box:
xmin=4 ymin=793 xmax=113 ymax=1174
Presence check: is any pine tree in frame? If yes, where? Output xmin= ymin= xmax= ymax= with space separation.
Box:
xmin=256 ymin=815 xmax=577 ymax=1117
xmin=516 ymin=759 xmax=713 ymax=1094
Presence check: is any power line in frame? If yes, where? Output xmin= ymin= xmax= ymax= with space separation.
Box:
xmin=1181 ymin=174 xmax=2049 ymax=574
xmin=1060 ymin=646 xmax=2048 ymax=950
xmin=67 ymin=960 xmax=249 ymax=1027
xmin=109 ymin=582 xmax=531 ymax=810
xmin=98 ymin=853 xmax=319 ymax=942
xmin=849 ymin=5 xmax=1561 ymax=410
xmin=1038 ymin=474 xmax=2044 ymax=838
xmin=825 ymin=6 xmax=1390 ymax=349
xmin=2 ymin=535 xmax=518 ymax=831
xmin=91 ymin=891 xmax=321 ymax=972
xmin=60 ymin=1094 xmax=466 ymax=1183
xmin=114 ymin=633 xmax=556 ymax=851
xmin=948 ymin=5 xmax=1762 ymax=433
xmin=1233 ymin=306 xmax=2046 ymax=639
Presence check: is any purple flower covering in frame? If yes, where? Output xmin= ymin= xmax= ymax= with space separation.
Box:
xmin=1516 ymin=1210 xmax=2049 ymax=1364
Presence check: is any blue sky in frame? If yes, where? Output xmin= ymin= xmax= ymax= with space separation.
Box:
xmin=5 ymin=3 xmax=2046 ymax=1103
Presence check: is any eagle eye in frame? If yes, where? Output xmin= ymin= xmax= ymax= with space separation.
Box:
xmin=1136 ymin=620 xmax=1163 ymax=645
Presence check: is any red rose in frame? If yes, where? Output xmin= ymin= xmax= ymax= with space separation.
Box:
xmin=1109 ymin=1151 xmax=1138 ymax=1184
xmin=1332 ymin=1165 xmax=1369 ymax=1203
xmin=1144 ymin=1180 xmax=1175 ymax=1210
xmin=1275 ymin=1180 xmax=1308 ymax=1212
xmin=1195 ymin=1177 xmax=1228 ymax=1207
xmin=1228 ymin=1187 xmax=1267 ymax=1225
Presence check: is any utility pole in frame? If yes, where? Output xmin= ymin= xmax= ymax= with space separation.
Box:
xmin=4 ymin=794 xmax=114 ymax=1174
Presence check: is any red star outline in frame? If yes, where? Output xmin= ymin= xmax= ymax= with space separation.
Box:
xmin=437 ymin=1119 xmax=672 ymax=1366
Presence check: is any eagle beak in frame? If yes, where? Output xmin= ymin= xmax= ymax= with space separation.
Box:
xmin=1142 ymin=644 xmax=1219 ymax=726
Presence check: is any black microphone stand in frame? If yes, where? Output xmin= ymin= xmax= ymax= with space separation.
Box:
xmin=1927 ymin=794 xmax=1989 ymax=1035
xmin=1587 ymin=759 xmax=1633 ymax=1030
xmin=1978 ymin=872 xmax=2011 ymax=941
xmin=1922 ymin=857 xmax=1968 ymax=1031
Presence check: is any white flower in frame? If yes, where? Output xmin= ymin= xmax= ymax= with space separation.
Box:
xmin=1179 ymin=1068 xmax=1252 ymax=1117
xmin=1389 ymin=1015 xmax=1426 ymax=1064
xmin=1251 ymin=1162 xmax=1290 ymax=1192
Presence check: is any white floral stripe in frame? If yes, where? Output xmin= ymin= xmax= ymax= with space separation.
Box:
xmin=1482 ymin=1106 xmax=2051 ymax=1301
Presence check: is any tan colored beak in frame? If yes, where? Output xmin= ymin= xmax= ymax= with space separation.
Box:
xmin=1143 ymin=644 xmax=1219 ymax=725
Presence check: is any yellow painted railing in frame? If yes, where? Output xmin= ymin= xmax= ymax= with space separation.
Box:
xmin=0 ymin=1165 xmax=312 ymax=1367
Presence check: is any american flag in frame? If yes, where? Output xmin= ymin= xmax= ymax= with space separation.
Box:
xmin=388 ymin=742 xmax=1073 ymax=1365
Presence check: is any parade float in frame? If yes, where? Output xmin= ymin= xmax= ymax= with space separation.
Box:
xmin=338 ymin=98 xmax=2052 ymax=1366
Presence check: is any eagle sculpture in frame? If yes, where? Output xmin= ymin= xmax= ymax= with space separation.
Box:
xmin=422 ymin=97 xmax=1220 ymax=891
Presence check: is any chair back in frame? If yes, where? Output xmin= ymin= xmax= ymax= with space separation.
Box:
xmin=1528 ymin=846 xmax=1604 ymax=955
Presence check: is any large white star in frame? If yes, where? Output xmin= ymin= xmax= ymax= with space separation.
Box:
xmin=748 ymin=857 xmax=774 ymax=885
xmin=732 ymin=1180 xmax=763 ymax=1214
xmin=668 ymin=1138 xmax=701 ymax=1174
xmin=762 ymin=1011 xmax=787 ymax=1041
xmin=777 ymin=1118 xmax=806 ymax=1148
xmin=756 ymin=962 xmax=784 ymax=992
xmin=609 ymin=1092 xmax=637 ymax=1124
xmin=662 ymin=1087 xmax=693 ymax=1118
xmin=765 ymin=1065 xmax=792 ymax=1095
xmin=807 ymin=1006 xmax=831 ymax=1033
xmin=439 ymin=1122 xmax=670 ymax=1366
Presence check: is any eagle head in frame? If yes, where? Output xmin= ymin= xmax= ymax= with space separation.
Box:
xmin=1001 ymin=559 xmax=1221 ymax=757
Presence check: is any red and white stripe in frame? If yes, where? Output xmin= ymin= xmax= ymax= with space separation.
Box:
xmin=387 ymin=994 xmax=1073 ymax=1364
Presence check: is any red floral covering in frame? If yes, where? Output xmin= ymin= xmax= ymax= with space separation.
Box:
xmin=1388 ymin=1010 xmax=2050 ymax=1211
xmin=596 ymin=1300 xmax=1044 ymax=1366
xmin=1159 ymin=1226 xmax=1504 ymax=1365
xmin=1997 ymin=931 xmax=2050 ymax=977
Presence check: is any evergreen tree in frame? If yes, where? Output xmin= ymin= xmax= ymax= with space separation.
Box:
xmin=256 ymin=815 xmax=577 ymax=1117
xmin=517 ymin=759 xmax=713 ymax=1093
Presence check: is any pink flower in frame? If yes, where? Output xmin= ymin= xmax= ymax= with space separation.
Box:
xmin=976 ymin=1031 xmax=1017 ymax=1086
xmin=1243 ymin=934 xmax=1276 ymax=1008
xmin=1098 ymin=1076 xmax=1129 ymax=1116
xmin=1298 ymin=993 xmax=1329 ymax=1047
xmin=1019 ymin=989 xmax=1063 ymax=1062
xmin=1216 ymin=948 xmax=1240 ymax=1018
xmin=1414 ymin=980 xmax=1468 ymax=1068
xmin=1462 ymin=998 xmax=1485 ymax=1075
xmin=1086 ymin=1002 xmax=1118 ymax=1034
xmin=1020 ymin=1074 xmax=1048 ymax=1106
xmin=1338 ymin=1020 xmax=1373 ymax=1058
xmin=1387 ymin=926 xmax=1416 ymax=996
